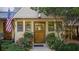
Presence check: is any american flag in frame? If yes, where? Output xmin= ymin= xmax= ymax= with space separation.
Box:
xmin=6 ymin=9 xmax=13 ymax=32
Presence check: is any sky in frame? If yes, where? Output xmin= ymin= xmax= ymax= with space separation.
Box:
xmin=0 ymin=7 xmax=14 ymax=12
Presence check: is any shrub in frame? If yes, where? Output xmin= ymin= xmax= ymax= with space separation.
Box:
xmin=46 ymin=33 xmax=79 ymax=51
xmin=16 ymin=38 xmax=24 ymax=48
xmin=46 ymin=33 xmax=63 ymax=50
xmin=53 ymin=39 xmax=63 ymax=50
xmin=23 ymin=32 xmax=33 ymax=50
xmin=46 ymin=33 xmax=56 ymax=49
xmin=24 ymin=32 xmax=33 ymax=38
xmin=16 ymin=32 xmax=33 ymax=50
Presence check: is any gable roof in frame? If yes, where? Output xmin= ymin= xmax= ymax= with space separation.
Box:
xmin=13 ymin=7 xmax=47 ymax=18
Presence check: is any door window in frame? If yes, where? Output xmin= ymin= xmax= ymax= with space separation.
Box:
xmin=35 ymin=22 xmax=45 ymax=31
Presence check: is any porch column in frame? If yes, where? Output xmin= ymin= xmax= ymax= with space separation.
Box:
xmin=31 ymin=21 xmax=34 ymax=33
xmin=23 ymin=20 xmax=25 ymax=32
xmin=15 ymin=20 xmax=17 ymax=33
xmin=12 ymin=20 xmax=15 ymax=40
xmin=46 ymin=21 xmax=48 ymax=36
xmin=14 ymin=20 xmax=17 ymax=42
xmin=54 ymin=19 xmax=57 ymax=36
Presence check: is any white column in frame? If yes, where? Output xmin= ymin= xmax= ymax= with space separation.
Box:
xmin=23 ymin=20 xmax=25 ymax=32
xmin=14 ymin=20 xmax=17 ymax=42
xmin=15 ymin=20 xmax=17 ymax=33
xmin=12 ymin=21 xmax=14 ymax=40
xmin=31 ymin=21 xmax=34 ymax=33
xmin=46 ymin=21 xmax=48 ymax=36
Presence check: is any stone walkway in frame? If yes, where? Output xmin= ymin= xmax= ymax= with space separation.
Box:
xmin=31 ymin=44 xmax=54 ymax=51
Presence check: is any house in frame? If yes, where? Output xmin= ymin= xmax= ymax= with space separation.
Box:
xmin=0 ymin=7 xmax=64 ymax=44
xmin=13 ymin=7 xmax=64 ymax=43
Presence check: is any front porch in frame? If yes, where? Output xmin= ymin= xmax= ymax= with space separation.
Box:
xmin=14 ymin=18 xmax=64 ymax=44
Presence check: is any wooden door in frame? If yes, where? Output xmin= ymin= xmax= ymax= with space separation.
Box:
xmin=3 ymin=21 xmax=12 ymax=40
xmin=34 ymin=22 xmax=45 ymax=43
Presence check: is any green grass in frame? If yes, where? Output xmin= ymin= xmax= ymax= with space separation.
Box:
xmin=2 ymin=43 xmax=25 ymax=51
xmin=58 ymin=43 xmax=79 ymax=51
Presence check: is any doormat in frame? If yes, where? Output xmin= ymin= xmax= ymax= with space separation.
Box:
xmin=34 ymin=45 xmax=44 ymax=47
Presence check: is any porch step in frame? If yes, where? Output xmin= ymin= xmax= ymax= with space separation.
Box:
xmin=31 ymin=44 xmax=51 ymax=51
xmin=34 ymin=43 xmax=45 ymax=47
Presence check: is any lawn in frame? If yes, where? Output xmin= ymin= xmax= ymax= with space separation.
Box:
xmin=0 ymin=40 xmax=25 ymax=51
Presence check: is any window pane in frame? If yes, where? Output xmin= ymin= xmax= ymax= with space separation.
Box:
xmin=56 ymin=21 xmax=62 ymax=31
xmin=48 ymin=21 xmax=54 ymax=31
xmin=17 ymin=22 xmax=23 ymax=32
xmin=25 ymin=22 xmax=31 ymax=31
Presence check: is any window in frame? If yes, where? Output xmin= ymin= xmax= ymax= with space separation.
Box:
xmin=17 ymin=21 xmax=23 ymax=32
xmin=56 ymin=21 xmax=62 ymax=31
xmin=48 ymin=21 xmax=54 ymax=31
xmin=25 ymin=22 xmax=31 ymax=31
xmin=35 ymin=22 xmax=45 ymax=31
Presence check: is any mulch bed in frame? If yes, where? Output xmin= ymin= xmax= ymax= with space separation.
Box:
xmin=64 ymin=39 xmax=79 ymax=44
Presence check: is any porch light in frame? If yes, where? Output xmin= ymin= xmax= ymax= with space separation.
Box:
xmin=38 ymin=13 xmax=41 ymax=19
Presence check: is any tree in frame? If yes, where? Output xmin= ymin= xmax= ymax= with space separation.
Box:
xmin=31 ymin=7 xmax=79 ymax=39
xmin=31 ymin=7 xmax=79 ymax=22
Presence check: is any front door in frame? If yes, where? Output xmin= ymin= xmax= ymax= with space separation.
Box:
xmin=34 ymin=22 xmax=45 ymax=43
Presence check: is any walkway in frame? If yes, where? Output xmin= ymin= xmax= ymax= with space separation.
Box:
xmin=31 ymin=44 xmax=54 ymax=51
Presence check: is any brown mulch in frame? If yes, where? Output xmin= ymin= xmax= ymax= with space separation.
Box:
xmin=64 ymin=39 xmax=79 ymax=44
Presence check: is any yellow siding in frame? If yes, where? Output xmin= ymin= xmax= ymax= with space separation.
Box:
xmin=0 ymin=21 xmax=3 ymax=33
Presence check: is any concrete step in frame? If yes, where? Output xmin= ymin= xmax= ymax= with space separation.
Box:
xmin=31 ymin=44 xmax=51 ymax=51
